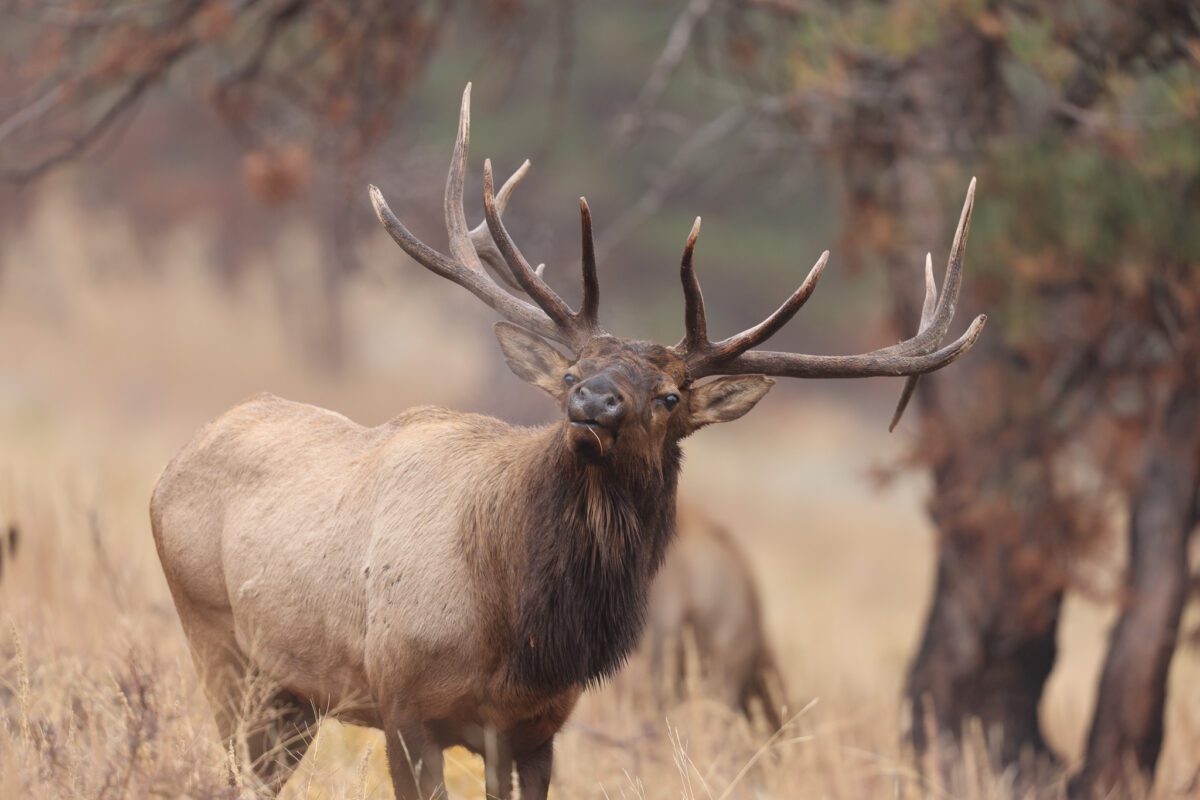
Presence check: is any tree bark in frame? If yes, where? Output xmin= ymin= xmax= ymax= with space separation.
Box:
xmin=905 ymin=445 xmax=1065 ymax=783
xmin=1069 ymin=377 xmax=1200 ymax=799
xmin=878 ymin=152 xmax=1064 ymax=782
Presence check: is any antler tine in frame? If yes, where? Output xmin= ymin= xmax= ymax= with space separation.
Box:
xmin=678 ymin=217 xmax=709 ymax=352
xmin=579 ymin=197 xmax=600 ymax=328
xmin=888 ymin=253 xmax=939 ymax=432
xmin=494 ymin=159 xmax=531 ymax=215
xmin=483 ymin=159 xmax=603 ymax=348
xmin=920 ymin=251 xmax=939 ymax=325
xmin=470 ymin=159 xmax=531 ymax=290
xmin=450 ymin=85 xmax=534 ymax=292
xmin=482 ymin=158 xmax=576 ymax=326
xmin=703 ymin=250 xmax=829 ymax=364
xmin=445 ymin=84 xmax=485 ymax=274
xmin=886 ymin=177 xmax=976 ymax=357
xmin=884 ymin=178 xmax=975 ymax=430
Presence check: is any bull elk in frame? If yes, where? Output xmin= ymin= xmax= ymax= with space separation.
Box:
xmin=151 ymin=84 xmax=983 ymax=799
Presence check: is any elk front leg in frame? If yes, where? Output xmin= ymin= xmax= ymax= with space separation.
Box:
xmin=488 ymin=725 xmax=555 ymax=800
xmin=382 ymin=711 xmax=444 ymax=800
xmin=513 ymin=738 xmax=554 ymax=800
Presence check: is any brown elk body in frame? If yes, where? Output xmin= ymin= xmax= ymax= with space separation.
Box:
xmin=151 ymin=85 xmax=983 ymax=799
xmin=640 ymin=506 xmax=784 ymax=729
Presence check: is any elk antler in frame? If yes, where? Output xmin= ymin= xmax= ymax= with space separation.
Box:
xmin=369 ymin=84 xmax=601 ymax=350
xmin=672 ymin=179 xmax=985 ymax=428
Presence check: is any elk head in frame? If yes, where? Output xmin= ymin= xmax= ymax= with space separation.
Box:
xmin=369 ymin=85 xmax=985 ymax=471
xmin=492 ymin=322 xmax=775 ymax=464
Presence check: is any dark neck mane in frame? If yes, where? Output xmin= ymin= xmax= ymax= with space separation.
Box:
xmin=504 ymin=427 xmax=680 ymax=691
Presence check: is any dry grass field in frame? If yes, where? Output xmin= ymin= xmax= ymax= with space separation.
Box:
xmin=2 ymin=185 xmax=1199 ymax=798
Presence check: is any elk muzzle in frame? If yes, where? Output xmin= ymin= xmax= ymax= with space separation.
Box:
xmin=567 ymin=375 xmax=625 ymax=458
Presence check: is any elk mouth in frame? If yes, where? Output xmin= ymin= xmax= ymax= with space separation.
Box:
xmin=568 ymin=420 xmax=617 ymax=459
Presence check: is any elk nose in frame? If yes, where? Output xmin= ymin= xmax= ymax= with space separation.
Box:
xmin=569 ymin=375 xmax=626 ymax=427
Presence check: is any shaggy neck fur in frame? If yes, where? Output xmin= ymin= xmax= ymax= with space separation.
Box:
xmin=499 ymin=425 xmax=681 ymax=692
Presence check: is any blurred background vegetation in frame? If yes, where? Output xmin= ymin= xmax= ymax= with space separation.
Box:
xmin=1 ymin=1 xmax=1198 ymax=798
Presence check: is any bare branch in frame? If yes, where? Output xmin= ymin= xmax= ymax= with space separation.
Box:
xmin=616 ymin=0 xmax=716 ymax=142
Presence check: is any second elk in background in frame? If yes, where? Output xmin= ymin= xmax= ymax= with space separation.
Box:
xmin=632 ymin=504 xmax=786 ymax=731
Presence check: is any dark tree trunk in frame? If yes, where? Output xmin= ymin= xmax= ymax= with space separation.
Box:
xmin=904 ymin=446 xmax=1064 ymax=783
xmin=1069 ymin=378 xmax=1200 ymax=799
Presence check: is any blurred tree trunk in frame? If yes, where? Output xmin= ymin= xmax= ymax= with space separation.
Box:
xmin=863 ymin=151 xmax=1064 ymax=780
xmin=315 ymin=256 xmax=347 ymax=372
xmin=1069 ymin=376 xmax=1200 ymax=799
xmin=905 ymin=445 xmax=1063 ymax=773
xmin=897 ymin=329 xmax=1064 ymax=782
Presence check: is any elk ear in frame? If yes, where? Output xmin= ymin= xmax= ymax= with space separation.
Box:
xmin=689 ymin=376 xmax=774 ymax=428
xmin=494 ymin=322 xmax=572 ymax=398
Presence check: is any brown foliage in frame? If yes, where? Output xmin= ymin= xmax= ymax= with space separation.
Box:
xmin=241 ymin=143 xmax=312 ymax=204
xmin=0 ymin=0 xmax=538 ymax=187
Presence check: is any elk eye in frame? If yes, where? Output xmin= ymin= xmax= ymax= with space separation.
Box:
xmin=563 ymin=374 xmax=578 ymax=386
xmin=660 ymin=393 xmax=680 ymax=411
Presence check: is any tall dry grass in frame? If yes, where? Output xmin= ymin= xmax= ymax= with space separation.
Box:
xmin=1 ymin=184 xmax=1198 ymax=798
